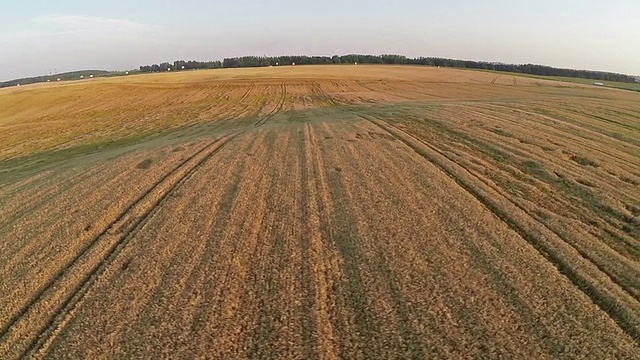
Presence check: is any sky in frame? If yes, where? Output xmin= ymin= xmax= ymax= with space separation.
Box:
xmin=1 ymin=0 xmax=639 ymax=81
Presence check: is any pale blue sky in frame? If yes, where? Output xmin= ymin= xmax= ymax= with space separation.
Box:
xmin=1 ymin=0 xmax=638 ymax=80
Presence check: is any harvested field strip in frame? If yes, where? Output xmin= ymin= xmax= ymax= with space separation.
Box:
xmin=308 ymin=124 xmax=385 ymax=358
xmin=2 ymin=66 xmax=639 ymax=358
xmin=42 ymin=133 xmax=260 ymax=359
xmin=514 ymin=105 xmax=640 ymax=148
xmin=0 ymin=170 xmax=54 ymax=200
xmin=301 ymin=124 xmax=340 ymax=358
xmin=217 ymin=83 xmax=259 ymax=121
xmin=310 ymin=83 xmax=340 ymax=107
xmin=320 ymin=93 xmax=639 ymax=330
xmin=246 ymin=130 xmax=302 ymax=358
xmin=33 ymin=124 xmax=302 ymax=358
xmin=50 ymin=137 xmax=256 ymax=358
xmin=377 ymin=106 xmax=640 ymax=287
xmin=313 ymin=119 xmax=635 ymax=357
xmin=0 ymin=140 xmax=226 ymax=312
xmin=384 ymin=81 xmax=449 ymax=100
xmin=366 ymin=117 xmax=640 ymax=342
xmin=324 ymin=121 xmax=553 ymax=357
xmin=254 ymin=83 xmax=287 ymax=127
xmin=390 ymin=121 xmax=639 ymax=298
xmin=34 ymin=118 xmax=639 ymax=358
xmin=374 ymin=104 xmax=638 ymax=240
xmin=428 ymin=105 xmax=630 ymax=229
xmin=354 ymin=80 xmax=416 ymax=101
xmin=484 ymin=103 xmax=640 ymax=158
xmin=313 ymin=122 xmax=435 ymax=358
xmin=295 ymin=125 xmax=321 ymax=359
xmin=466 ymin=105 xmax=639 ymax=169
xmin=0 ymin=133 xmax=239 ymax=358
xmin=3 ymin=65 xmax=635 ymax=162
xmin=306 ymin=124 xmax=376 ymax=358
xmin=0 ymin=167 xmax=102 ymax=234
xmin=0 ymin=154 xmax=170 ymax=274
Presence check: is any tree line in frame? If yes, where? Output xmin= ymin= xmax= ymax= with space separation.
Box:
xmin=138 ymin=55 xmax=638 ymax=84
xmin=0 ymin=70 xmax=111 ymax=88
xmin=4 ymin=54 xmax=636 ymax=88
xmin=138 ymin=60 xmax=222 ymax=73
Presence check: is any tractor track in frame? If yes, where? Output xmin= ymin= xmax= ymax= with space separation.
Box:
xmin=0 ymin=132 xmax=239 ymax=357
xmin=360 ymin=113 xmax=640 ymax=344
xmin=254 ymin=83 xmax=287 ymax=127
xmin=212 ymin=83 xmax=257 ymax=121
xmin=311 ymin=83 xmax=341 ymax=107
xmin=320 ymin=89 xmax=639 ymax=326
xmin=0 ymin=168 xmax=102 ymax=238
xmin=2 ymin=83 xmax=293 ymax=358
xmin=366 ymin=113 xmax=640 ymax=295
xmin=355 ymin=80 xmax=415 ymax=101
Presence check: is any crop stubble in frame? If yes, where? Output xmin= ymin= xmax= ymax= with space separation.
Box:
xmin=0 ymin=65 xmax=638 ymax=358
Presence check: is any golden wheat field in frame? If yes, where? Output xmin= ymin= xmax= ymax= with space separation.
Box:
xmin=0 ymin=65 xmax=639 ymax=359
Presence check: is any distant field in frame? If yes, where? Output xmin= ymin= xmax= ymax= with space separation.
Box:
xmin=547 ymin=76 xmax=640 ymax=91
xmin=0 ymin=65 xmax=639 ymax=358
xmin=475 ymin=69 xmax=640 ymax=92
xmin=537 ymin=75 xmax=640 ymax=91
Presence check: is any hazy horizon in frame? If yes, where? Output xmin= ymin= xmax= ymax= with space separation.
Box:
xmin=1 ymin=0 xmax=639 ymax=81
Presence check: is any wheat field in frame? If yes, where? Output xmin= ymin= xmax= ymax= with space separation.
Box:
xmin=0 ymin=65 xmax=638 ymax=359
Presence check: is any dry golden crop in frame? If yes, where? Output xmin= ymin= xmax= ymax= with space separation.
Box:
xmin=0 ymin=65 xmax=638 ymax=359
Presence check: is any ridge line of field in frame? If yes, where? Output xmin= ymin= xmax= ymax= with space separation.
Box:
xmin=364 ymin=116 xmax=640 ymax=344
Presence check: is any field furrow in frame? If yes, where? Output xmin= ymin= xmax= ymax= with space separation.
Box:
xmin=366 ymin=117 xmax=640 ymax=342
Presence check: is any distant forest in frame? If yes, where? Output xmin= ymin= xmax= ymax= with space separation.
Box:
xmin=139 ymin=55 xmax=639 ymax=84
xmin=1 ymin=70 xmax=114 ymax=88
xmin=3 ymin=54 xmax=638 ymax=88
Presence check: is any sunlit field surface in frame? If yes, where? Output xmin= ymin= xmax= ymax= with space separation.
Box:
xmin=1 ymin=65 xmax=638 ymax=358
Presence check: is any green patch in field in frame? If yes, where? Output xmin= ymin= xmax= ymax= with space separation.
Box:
xmin=620 ymin=176 xmax=639 ymax=186
xmin=0 ymin=133 xmax=153 ymax=184
xmin=488 ymin=128 xmax=514 ymax=138
xmin=570 ymin=155 xmax=600 ymax=167
xmin=135 ymin=158 xmax=153 ymax=170
xmin=386 ymin=111 xmax=516 ymax=163
xmin=520 ymin=160 xmax=555 ymax=183
xmin=626 ymin=204 xmax=640 ymax=217
xmin=576 ymin=179 xmax=596 ymax=188
xmin=0 ymin=114 xmax=252 ymax=185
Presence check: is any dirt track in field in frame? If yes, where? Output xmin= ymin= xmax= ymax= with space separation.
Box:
xmin=0 ymin=65 xmax=639 ymax=359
